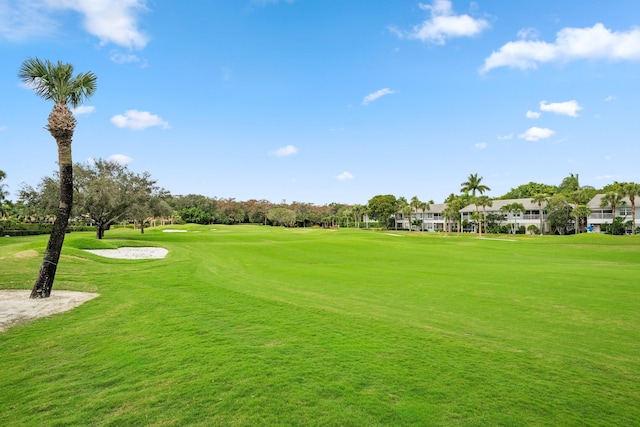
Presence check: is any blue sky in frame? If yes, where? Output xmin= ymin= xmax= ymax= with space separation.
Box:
xmin=1 ymin=0 xmax=640 ymax=205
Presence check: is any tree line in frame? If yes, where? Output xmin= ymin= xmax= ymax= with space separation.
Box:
xmin=4 ymin=168 xmax=638 ymax=238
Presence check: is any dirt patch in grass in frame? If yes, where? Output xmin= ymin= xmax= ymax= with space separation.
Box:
xmin=0 ymin=290 xmax=99 ymax=333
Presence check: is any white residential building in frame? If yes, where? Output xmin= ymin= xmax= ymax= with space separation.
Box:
xmin=394 ymin=203 xmax=452 ymax=232
xmin=459 ymin=198 xmax=546 ymax=234
xmin=394 ymin=195 xmax=638 ymax=234
xmin=586 ymin=194 xmax=639 ymax=233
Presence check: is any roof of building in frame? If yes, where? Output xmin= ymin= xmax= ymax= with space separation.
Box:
xmin=587 ymin=194 xmax=635 ymax=209
xmin=460 ymin=198 xmax=546 ymax=213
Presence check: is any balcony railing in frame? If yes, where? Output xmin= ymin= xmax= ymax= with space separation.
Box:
xmin=589 ymin=213 xmax=614 ymax=219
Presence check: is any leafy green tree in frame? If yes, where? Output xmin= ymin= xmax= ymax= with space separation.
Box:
xmin=128 ymin=187 xmax=171 ymax=234
xmin=19 ymin=57 xmax=97 ymax=298
xmin=74 ymin=160 xmax=157 ymax=239
xmin=546 ymin=194 xmax=573 ymax=235
xmin=267 ymin=207 xmax=296 ymax=227
xmin=499 ymin=182 xmax=557 ymax=199
xmin=460 ymin=173 xmax=490 ymax=234
xmin=367 ymin=195 xmax=398 ymax=230
xmin=605 ymin=216 xmax=632 ymax=235
xmin=622 ymin=182 xmax=640 ymax=235
xmin=485 ymin=213 xmax=504 ymax=233
xmin=18 ymin=178 xmax=60 ymax=223
xmin=179 ymin=207 xmax=213 ymax=224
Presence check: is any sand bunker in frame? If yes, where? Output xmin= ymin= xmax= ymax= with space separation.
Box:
xmin=1 ymin=247 xmax=168 ymax=332
xmin=0 ymin=290 xmax=99 ymax=333
xmin=163 ymin=229 xmax=187 ymax=233
xmin=83 ymin=247 xmax=168 ymax=259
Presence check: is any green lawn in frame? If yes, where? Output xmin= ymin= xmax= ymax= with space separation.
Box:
xmin=1 ymin=226 xmax=639 ymax=426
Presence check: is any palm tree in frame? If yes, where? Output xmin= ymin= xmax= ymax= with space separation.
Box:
xmin=572 ymin=205 xmax=592 ymax=234
xmin=410 ymin=196 xmax=421 ymax=231
xmin=398 ymin=197 xmax=412 ymax=231
xmin=419 ymin=200 xmax=432 ymax=232
xmin=600 ymin=190 xmax=625 ymax=227
xmin=476 ymin=195 xmax=492 ymax=236
xmin=460 ymin=173 xmax=490 ymax=234
xmin=19 ymin=58 xmax=97 ymax=298
xmin=622 ymin=182 xmax=640 ymax=235
xmin=531 ymin=193 xmax=548 ymax=235
xmin=501 ymin=202 xmax=525 ymax=234
xmin=442 ymin=204 xmax=456 ymax=236
xmin=558 ymin=173 xmax=580 ymax=194
xmin=444 ymin=194 xmax=464 ymax=236
xmin=352 ymin=204 xmax=364 ymax=229
xmin=0 ymin=170 xmax=8 ymax=205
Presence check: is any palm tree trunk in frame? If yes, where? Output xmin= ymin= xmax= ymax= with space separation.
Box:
xmin=631 ymin=198 xmax=637 ymax=235
xmin=31 ymin=103 xmax=75 ymax=298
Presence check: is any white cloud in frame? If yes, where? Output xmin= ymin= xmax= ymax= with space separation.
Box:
xmin=475 ymin=142 xmax=487 ymax=150
xmin=604 ymin=95 xmax=616 ymax=102
xmin=109 ymin=50 xmax=145 ymax=65
xmin=336 ymin=171 xmax=354 ymax=181
xmin=526 ymin=110 xmax=541 ymax=119
xmin=1 ymin=1 xmax=150 ymax=50
xmin=517 ymin=27 xmax=540 ymax=40
xmin=519 ymin=127 xmax=555 ymax=141
xmin=0 ymin=0 xmax=58 ymax=41
xmin=482 ymin=23 xmax=640 ymax=72
xmin=108 ymin=154 xmax=133 ymax=165
xmin=110 ymin=110 xmax=169 ymax=130
xmin=72 ymin=105 xmax=95 ymax=115
xmin=390 ymin=0 xmax=490 ymax=45
xmin=362 ymin=88 xmax=397 ymax=105
xmin=273 ymin=145 xmax=298 ymax=157
xmin=497 ymin=134 xmax=513 ymax=140
xmin=43 ymin=0 xmax=150 ymax=49
xmin=539 ymin=100 xmax=582 ymax=117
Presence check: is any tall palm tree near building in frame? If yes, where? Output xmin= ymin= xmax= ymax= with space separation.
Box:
xmin=444 ymin=194 xmax=464 ymax=236
xmin=460 ymin=173 xmax=490 ymax=234
xmin=572 ymin=205 xmax=592 ymax=234
xmin=19 ymin=57 xmax=97 ymax=298
xmin=501 ymin=202 xmax=525 ymax=234
xmin=398 ymin=197 xmax=412 ymax=231
xmin=419 ymin=200 xmax=432 ymax=232
xmin=600 ymin=190 xmax=625 ymax=224
xmin=531 ymin=193 xmax=548 ymax=235
xmin=476 ymin=195 xmax=492 ymax=236
xmin=622 ymin=182 xmax=640 ymax=235
xmin=410 ymin=196 xmax=421 ymax=231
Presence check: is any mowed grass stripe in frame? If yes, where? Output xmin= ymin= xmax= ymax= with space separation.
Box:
xmin=1 ymin=226 xmax=639 ymax=426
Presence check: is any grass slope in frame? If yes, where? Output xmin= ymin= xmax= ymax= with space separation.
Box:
xmin=1 ymin=226 xmax=639 ymax=426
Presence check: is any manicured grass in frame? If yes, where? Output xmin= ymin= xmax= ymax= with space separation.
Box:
xmin=1 ymin=226 xmax=639 ymax=426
